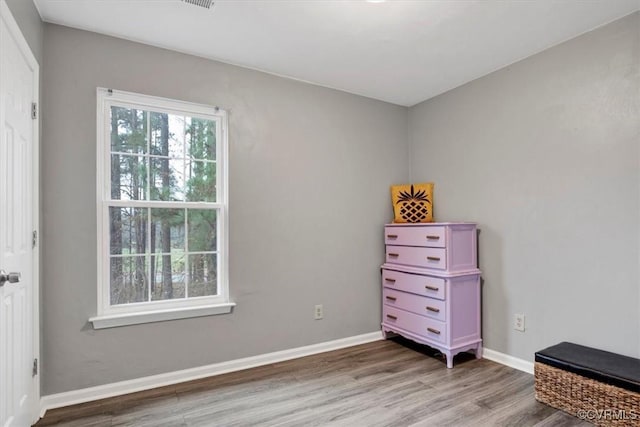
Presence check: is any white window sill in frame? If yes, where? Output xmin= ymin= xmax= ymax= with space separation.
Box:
xmin=89 ymin=302 xmax=236 ymax=329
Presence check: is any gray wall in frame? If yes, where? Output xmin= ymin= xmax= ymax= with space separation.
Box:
xmin=408 ymin=12 xmax=640 ymax=361
xmin=5 ymin=0 xmax=43 ymax=65
xmin=40 ymin=9 xmax=640 ymax=395
xmin=42 ymin=24 xmax=408 ymax=394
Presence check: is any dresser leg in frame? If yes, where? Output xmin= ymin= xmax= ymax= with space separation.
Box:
xmin=475 ymin=345 xmax=483 ymax=359
xmin=445 ymin=351 xmax=454 ymax=368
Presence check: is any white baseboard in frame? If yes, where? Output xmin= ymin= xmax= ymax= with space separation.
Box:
xmin=39 ymin=331 xmax=383 ymax=417
xmin=39 ymin=334 xmax=534 ymax=419
xmin=483 ymin=348 xmax=534 ymax=374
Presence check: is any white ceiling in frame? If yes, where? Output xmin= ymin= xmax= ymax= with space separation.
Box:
xmin=34 ymin=0 xmax=639 ymax=106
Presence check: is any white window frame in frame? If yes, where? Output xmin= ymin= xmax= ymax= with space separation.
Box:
xmin=90 ymin=88 xmax=233 ymax=329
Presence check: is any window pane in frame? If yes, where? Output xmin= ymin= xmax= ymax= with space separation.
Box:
xmin=150 ymin=208 xmax=185 ymax=254
xmin=111 ymin=154 xmax=147 ymax=201
xmin=188 ymin=209 xmax=217 ymax=252
xmin=150 ymin=157 xmax=185 ymax=201
xmin=150 ymin=112 xmax=186 ymax=158
xmin=150 ymin=253 xmax=185 ymax=301
xmin=110 ymin=256 xmax=148 ymax=305
xmin=188 ymin=253 xmax=217 ymax=297
xmin=110 ymin=207 xmax=147 ymax=255
xmin=110 ymin=107 xmax=148 ymax=154
xmin=186 ymin=118 xmax=216 ymax=161
xmin=185 ymin=160 xmax=216 ymax=202
xmin=150 ymin=208 xmax=185 ymax=253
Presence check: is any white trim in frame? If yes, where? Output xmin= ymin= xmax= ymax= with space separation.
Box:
xmin=0 ymin=1 xmax=41 ymax=424
xmin=219 ymin=110 xmax=229 ymax=305
xmin=31 ymin=39 xmax=41 ymax=427
xmin=96 ymin=88 xmax=106 ymax=317
xmin=89 ymin=302 xmax=235 ymax=329
xmin=99 ymin=88 xmax=227 ymax=120
xmin=39 ymin=331 xmax=384 ymax=417
xmin=36 ymin=334 xmax=537 ymax=419
xmin=483 ymin=348 xmax=534 ymax=375
xmin=106 ymin=200 xmax=224 ymax=209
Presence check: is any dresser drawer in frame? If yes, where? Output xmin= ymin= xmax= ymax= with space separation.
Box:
xmin=383 ymin=288 xmax=446 ymax=322
xmin=386 ymin=245 xmax=446 ymax=270
xmin=382 ymin=306 xmax=447 ymax=343
xmin=385 ymin=226 xmax=445 ymax=248
xmin=382 ymin=269 xmax=445 ymax=300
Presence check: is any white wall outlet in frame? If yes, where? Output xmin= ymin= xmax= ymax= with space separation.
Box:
xmin=514 ymin=313 xmax=525 ymax=332
xmin=314 ymin=304 xmax=323 ymax=320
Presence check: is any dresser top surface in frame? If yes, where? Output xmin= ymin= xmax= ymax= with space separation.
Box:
xmin=385 ymin=222 xmax=477 ymax=227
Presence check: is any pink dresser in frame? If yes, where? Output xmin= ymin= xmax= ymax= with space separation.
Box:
xmin=381 ymin=222 xmax=482 ymax=368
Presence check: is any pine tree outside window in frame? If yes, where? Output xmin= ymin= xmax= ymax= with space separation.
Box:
xmin=91 ymin=89 xmax=232 ymax=329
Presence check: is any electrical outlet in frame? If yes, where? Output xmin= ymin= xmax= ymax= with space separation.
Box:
xmin=314 ymin=304 xmax=323 ymax=320
xmin=514 ymin=313 xmax=525 ymax=332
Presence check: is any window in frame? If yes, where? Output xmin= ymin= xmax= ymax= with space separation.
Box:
xmin=91 ymin=88 xmax=232 ymax=329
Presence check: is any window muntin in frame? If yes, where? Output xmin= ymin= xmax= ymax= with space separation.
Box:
xmin=97 ymin=89 xmax=228 ymax=316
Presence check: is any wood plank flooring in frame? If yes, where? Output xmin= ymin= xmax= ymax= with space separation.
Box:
xmin=36 ymin=338 xmax=589 ymax=427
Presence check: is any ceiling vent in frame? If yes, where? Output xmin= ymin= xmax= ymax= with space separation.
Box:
xmin=181 ymin=0 xmax=214 ymax=9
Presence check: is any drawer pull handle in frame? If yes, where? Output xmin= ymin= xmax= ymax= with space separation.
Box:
xmin=387 ymin=234 xmax=398 ymax=238
xmin=388 ymin=253 xmax=399 ymax=258
xmin=425 ymin=285 xmax=439 ymax=291
xmin=385 ymin=296 xmax=397 ymax=301
xmin=426 ymin=235 xmax=440 ymax=240
xmin=427 ymin=256 xmax=441 ymax=261
xmin=426 ymin=306 xmax=440 ymax=313
xmin=386 ymin=314 xmax=397 ymax=320
xmin=385 ymin=278 xmax=396 ymax=283
xmin=427 ymin=327 xmax=441 ymax=335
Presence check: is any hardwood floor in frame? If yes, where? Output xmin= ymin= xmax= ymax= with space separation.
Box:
xmin=36 ymin=338 xmax=588 ymax=427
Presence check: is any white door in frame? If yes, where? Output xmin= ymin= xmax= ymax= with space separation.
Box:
xmin=0 ymin=2 xmax=38 ymax=426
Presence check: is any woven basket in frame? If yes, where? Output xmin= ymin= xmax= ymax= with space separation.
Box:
xmin=535 ymin=362 xmax=640 ymax=426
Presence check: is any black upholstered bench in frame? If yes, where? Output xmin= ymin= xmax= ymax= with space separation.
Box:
xmin=535 ymin=342 xmax=640 ymax=426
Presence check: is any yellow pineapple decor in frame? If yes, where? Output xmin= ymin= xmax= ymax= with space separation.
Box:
xmin=391 ymin=183 xmax=434 ymax=223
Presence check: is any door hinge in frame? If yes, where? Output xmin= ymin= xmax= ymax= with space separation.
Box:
xmin=32 ymin=358 xmax=38 ymax=376
xmin=31 ymin=102 xmax=37 ymax=120
xmin=32 ymin=230 xmax=38 ymax=249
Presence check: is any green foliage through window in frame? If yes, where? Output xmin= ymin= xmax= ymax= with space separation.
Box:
xmin=108 ymin=106 xmax=219 ymax=305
